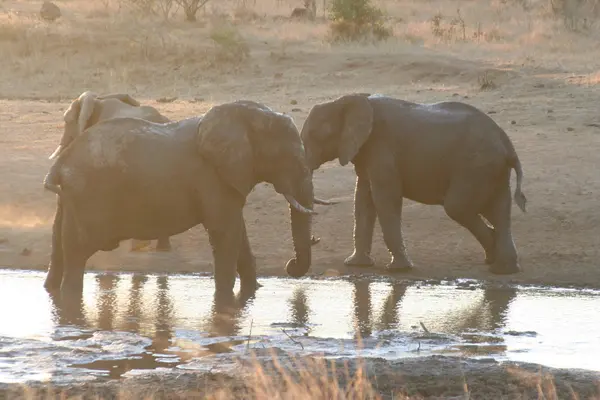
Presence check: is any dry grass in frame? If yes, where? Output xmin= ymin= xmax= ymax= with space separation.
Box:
xmin=10 ymin=350 xmax=600 ymax=399
xmin=1 ymin=0 xmax=600 ymax=99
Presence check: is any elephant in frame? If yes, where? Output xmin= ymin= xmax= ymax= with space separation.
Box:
xmin=50 ymin=91 xmax=172 ymax=252
xmin=300 ymin=93 xmax=527 ymax=275
xmin=43 ymin=100 xmax=316 ymax=296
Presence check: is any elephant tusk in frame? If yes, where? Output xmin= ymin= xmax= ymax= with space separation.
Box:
xmin=313 ymin=197 xmax=338 ymax=205
xmin=48 ymin=145 xmax=63 ymax=160
xmin=284 ymin=194 xmax=317 ymax=215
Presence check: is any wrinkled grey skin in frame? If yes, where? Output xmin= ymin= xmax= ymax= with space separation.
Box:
xmin=301 ymin=93 xmax=527 ymax=275
xmin=43 ymin=100 xmax=315 ymax=296
xmin=50 ymin=91 xmax=173 ymax=252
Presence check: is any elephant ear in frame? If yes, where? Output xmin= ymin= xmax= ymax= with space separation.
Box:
xmin=51 ymin=92 xmax=97 ymax=160
xmin=98 ymin=93 xmax=141 ymax=107
xmin=75 ymin=91 xmax=98 ymax=133
xmin=196 ymin=103 xmax=258 ymax=198
xmin=62 ymin=97 xmax=81 ymax=125
xmin=337 ymin=95 xmax=374 ymax=166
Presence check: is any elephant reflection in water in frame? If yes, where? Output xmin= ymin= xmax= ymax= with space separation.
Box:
xmin=97 ymin=274 xmax=120 ymax=331
xmin=289 ymin=287 xmax=310 ymax=328
xmin=349 ymin=281 xmax=518 ymax=336
xmin=122 ymin=274 xmax=148 ymax=333
xmin=202 ymin=291 xmax=255 ymax=340
xmin=352 ymin=280 xmax=407 ymax=338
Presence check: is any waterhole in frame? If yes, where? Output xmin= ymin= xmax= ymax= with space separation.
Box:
xmin=0 ymin=268 xmax=599 ymax=384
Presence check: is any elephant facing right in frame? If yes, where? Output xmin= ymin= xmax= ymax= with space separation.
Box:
xmin=301 ymin=93 xmax=527 ymax=275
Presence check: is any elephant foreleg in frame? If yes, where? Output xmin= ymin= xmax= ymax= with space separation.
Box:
xmin=344 ymin=172 xmax=377 ymax=267
xmin=369 ymin=170 xmax=414 ymax=272
xmin=44 ymin=199 xmax=64 ymax=292
xmin=207 ymin=210 xmax=243 ymax=294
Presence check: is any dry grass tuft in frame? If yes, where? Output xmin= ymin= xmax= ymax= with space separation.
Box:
xmin=8 ymin=351 xmax=600 ymax=399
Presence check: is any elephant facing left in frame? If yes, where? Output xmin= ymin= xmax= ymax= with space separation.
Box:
xmin=43 ymin=100 xmax=316 ymax=297
xmin=50 ymin=91 xmax=172 ymax=252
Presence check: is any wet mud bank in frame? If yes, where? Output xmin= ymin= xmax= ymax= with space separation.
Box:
xmin=2 ymin=355 xmax=599 ymax=399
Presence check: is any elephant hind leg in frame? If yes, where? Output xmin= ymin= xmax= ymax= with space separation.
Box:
xmin=481 ymin=175 xmax=520 ymax=275
xmin=155 ymin=236 xmax=172 ymax=252
xmin=236 ymin=220 xmax=259 ymax=295
xmin=60 ymin=209 xmax=97 ymax=294
xmin=444 ymin=175 xmax=496 ymax=265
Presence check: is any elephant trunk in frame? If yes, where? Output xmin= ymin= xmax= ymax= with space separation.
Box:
xmin=285 ymin=176 xmax=314 ymax=278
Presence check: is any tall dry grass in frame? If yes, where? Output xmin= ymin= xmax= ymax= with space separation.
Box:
xmin=11 ymin=352 xmax=598 ymax=400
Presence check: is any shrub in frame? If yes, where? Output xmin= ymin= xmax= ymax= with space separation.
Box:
xmin=328 ymin=0 xmax=392 ymax=42
xmin=209 ymin=25 xmax=250 ymax=65
xmin=175 ymin=0 xmax=210 ymax=22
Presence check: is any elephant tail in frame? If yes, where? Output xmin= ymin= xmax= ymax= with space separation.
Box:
xmin=510 ymin=154 xmax=527 ymax=213
xmin=494 ymin=121 xmax=527 ymax=213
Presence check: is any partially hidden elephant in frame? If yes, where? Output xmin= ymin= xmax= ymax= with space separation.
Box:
xmin=43 ymin=100 xmax=316 ymax=296
xmin=50 ymin=91 xmax=172 ymax=252
xmin=300 ymin=93 xmax=527 ymax=275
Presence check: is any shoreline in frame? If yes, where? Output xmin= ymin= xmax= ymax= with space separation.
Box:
xmin=2 ymin=355 xmax=599 ymax=399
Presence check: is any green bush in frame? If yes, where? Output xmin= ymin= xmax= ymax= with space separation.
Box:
xmin=328 ymin=0 xmax=392 ymax=42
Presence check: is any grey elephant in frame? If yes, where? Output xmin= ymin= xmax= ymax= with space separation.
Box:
xmin=50 ymin=91 xmax=172 ymax=252
xmin=300 ymin=93 xmax=527 ymax=275
xmin=43 ymin=100 xmax=316 ymax=296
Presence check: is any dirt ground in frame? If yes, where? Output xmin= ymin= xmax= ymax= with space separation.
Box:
xmin=2 ymin=0 xmax=600 ymax=289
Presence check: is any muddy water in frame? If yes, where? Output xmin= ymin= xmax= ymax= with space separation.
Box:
xmin=1 ymin=269 xmax=599 ymax=384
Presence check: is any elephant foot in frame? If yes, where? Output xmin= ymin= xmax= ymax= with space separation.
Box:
xmin=489 ymin=260 xmax=520 ymax=275
xmin=385 ymin=257 xmax=414 ymax=272
xmin=344 ymin=251 xmax=375 ymax=267
xmin=239 ymin=280 xmax=261 ymax=301
xmin=130 ymin=239 xmax=152 ymax=252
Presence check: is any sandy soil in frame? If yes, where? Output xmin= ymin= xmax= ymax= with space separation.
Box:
xmin=1 ymin=0 xmax=600 ymax=289
xmin=3 ymin=355 xmax=600 ymax=399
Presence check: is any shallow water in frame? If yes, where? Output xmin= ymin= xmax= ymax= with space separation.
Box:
xmin=1 ymin=269 xmax=599 ymax=384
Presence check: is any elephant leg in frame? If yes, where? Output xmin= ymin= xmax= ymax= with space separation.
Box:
xmin=44 ymin=199 xmax=64 ymax=292
xmin=444 ymin=176 xmax=496 ymax=265
xmin=345 ymin=172 xmax=377 ymax=267
xmin=369 ymin=174 xmax=413 ymax=272
xmin=207 ymin=210 xmax=243 ymax=294
xmin=444 ymin=171 xmax=496 ymax=264
xmin=60 ymin=209 xmax=95 ymax=295
xmin=236 ymin=218 xmax=259 ymax=294
xmin=155 ymin=236 xmax=172 ymax=252
xmin=482 ymin=177 xmax=520 ymax=275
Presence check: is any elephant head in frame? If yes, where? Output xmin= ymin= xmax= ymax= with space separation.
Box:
xmin=197 ymin=100 xmax=314 ymax=278
xmin=49 ymin=91 xmax=164 ymax=160
xmin=300 ymin=93 xmax=374 ymax=170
